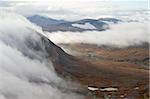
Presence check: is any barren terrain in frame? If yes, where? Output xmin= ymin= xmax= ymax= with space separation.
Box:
xmin=56 ymin=43 xmax=149 ymax=99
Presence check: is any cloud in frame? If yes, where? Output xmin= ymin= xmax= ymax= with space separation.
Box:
xmin=46 ymin=22 xmax=149 ymax=48
xmin=0 ymin=11 xmax=83 ymax=99
xmin=0 ymin=0 xmax=148 ymax=20
xmin=0 ymin=41 xmax=82 ymax=99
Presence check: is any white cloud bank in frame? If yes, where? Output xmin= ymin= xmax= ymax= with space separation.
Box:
xmin=0 ymin=11 xmax=83 ymax=99
xmin=47 ymin=22 xmax=149 ymax=48
xmin=0 ymin=0 xmax=149 ymax=21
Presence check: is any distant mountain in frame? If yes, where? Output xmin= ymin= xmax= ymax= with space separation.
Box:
xmin=27 ymin=15 xmax=122 ymax=32
xmin=43 ymin=18 xmax=109 ymax=32
xmin=27 ymin=15 xmax=67 ymax=27
xmin=98 ymin=18 xmax=122 ymax=24
xmin=71 ymin=19 xmax=109 ymax=31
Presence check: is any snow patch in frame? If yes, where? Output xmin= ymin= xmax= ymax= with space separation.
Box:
xmin=88 ymin=86 xmax=99 ymax=91
xmin=100 ymin=87 xmax=118 ymax=91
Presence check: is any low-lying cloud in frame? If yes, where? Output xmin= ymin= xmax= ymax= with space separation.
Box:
xmin=47 ymin=22 xmax=149 ymax=48
xmin=0 ymin=11 xmax=83 ymax=99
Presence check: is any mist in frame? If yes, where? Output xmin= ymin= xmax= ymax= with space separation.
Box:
xmin=0 ymin=11 xmax=83 ymax=99
xmin=46 ymin=22 xmax=149 ymax=48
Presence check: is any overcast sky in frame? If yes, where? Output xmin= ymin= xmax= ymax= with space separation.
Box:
xmin=0 ymin=0 xmax=149 ymax=20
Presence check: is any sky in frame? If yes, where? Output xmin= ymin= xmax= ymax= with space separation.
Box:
xmin=0 ymin=0 xmax=149 ymax=20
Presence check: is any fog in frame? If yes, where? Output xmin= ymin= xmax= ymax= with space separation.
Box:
xmin=0 ymin=11 xmax=83 ymax=99
xmin=47 ymin=22 xmax=149 ymax=48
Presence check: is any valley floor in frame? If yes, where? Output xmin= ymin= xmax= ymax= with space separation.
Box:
xmin=58 ymin=43 xmax=149 ymax=99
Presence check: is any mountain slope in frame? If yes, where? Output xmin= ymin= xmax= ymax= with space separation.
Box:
xmin=41 ymin=33 xmax=149 ymax=98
